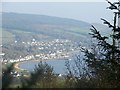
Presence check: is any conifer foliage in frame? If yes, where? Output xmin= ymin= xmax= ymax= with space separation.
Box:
xmin=84 ymin=0 xmax=120 ymax=87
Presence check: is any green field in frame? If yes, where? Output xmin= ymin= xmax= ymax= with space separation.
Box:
xmin=0 ymin=28 xmax=15 ymax=44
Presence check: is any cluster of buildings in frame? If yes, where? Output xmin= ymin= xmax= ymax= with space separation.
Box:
xmin=35 ymin=52 xmax=69 ymax=60
xmin=2 ymin=55 xmax=35 ymax=63
xmin=17 ymin=39 xmax=71 ymax=47
xmin=2 ymin=51 xmax=69 ymax=64
xmin=2 ymin=39 xmax=81 ymax=64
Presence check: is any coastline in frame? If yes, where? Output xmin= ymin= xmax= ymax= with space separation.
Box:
xmin=14 ymin=57 xmax=69 ymax=71
xmin=14 ymin=50 xmax=79 ymax=71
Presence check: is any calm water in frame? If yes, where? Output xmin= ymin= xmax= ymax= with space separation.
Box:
xmin=20 ymin=59 xmax=72 ymax=74
xmin=19 ymin=51 xmax=85 ymax=74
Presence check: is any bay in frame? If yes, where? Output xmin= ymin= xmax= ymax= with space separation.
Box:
xmin=19 ymin=51 xmax=85 ymax=75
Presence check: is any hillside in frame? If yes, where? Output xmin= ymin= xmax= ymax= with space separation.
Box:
xmin=1 ymin=12 xmax=111 ymax=45
xmin=2 ymin=12 xmax=92 ymax=44
xmin=1 ymin=12 xmax=111 ymax=60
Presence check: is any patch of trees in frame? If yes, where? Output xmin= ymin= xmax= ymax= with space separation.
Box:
xmin=65 ymin=0 xmax=120 ymax=88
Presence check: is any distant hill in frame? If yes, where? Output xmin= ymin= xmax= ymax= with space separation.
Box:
xmin=2 ymin=12 xmax=90 ymax=28
xmin=1 ymin=12 xmax=110 ymax=45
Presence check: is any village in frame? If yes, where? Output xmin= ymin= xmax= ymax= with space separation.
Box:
xmin=1 ymin=39 xmax=83 ymax=78
xmin=1 ymin=39 xmax=81 ymax=64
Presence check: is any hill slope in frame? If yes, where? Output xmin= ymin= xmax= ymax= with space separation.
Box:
xmin=2 ymin=12 xmax=92 ymax=44
xmin=1 ymin=12 xmax=110 ymax=45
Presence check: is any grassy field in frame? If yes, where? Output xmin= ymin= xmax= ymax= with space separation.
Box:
xmin=0 ymin=28 xmax=15 ymax=44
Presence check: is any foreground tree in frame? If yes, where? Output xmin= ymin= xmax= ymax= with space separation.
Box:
xmin=2 ymin=63 xmax=14 ymax=88
xmin=21 ymin=61 xmax=58 ymax=88
xmin=65 ymin=0 xmax=120 ymax=88
xmin=83 ymin=0 xmax=120 ymax=87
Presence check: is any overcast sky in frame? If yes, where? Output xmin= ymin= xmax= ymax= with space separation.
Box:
xmin=2 ymin=2 xmax=114 ymax=24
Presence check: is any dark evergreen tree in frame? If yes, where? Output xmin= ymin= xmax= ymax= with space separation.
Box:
xmin=83 ymin=0 xmax=120 ymax=87
xmin=2 ymin=63 xmax=14 ymax=88
xmin=21 ymin=61 xmax=57 ymax=88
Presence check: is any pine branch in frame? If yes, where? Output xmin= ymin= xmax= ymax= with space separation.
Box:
xmin=106 ymin=0 xmax=119 ymax=10
xmin=89 ymin=25 xmax=115 ymax=53
xmin=90 ymin=25 xmax=108 ymax=41
xmin=101 ymin=18 xmax=114 ymax=28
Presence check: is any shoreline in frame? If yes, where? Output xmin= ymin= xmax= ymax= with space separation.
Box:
xmin=14 ymin=57 xmax=69 ymax=71
xmin=14 ymin=50 xmax=79 ymax=71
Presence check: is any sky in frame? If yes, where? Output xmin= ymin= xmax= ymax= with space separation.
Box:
xmin=1 ymin=0 xmax=119 ymax=2
xmin=2 ymin=2 xmax=115 ymax=24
